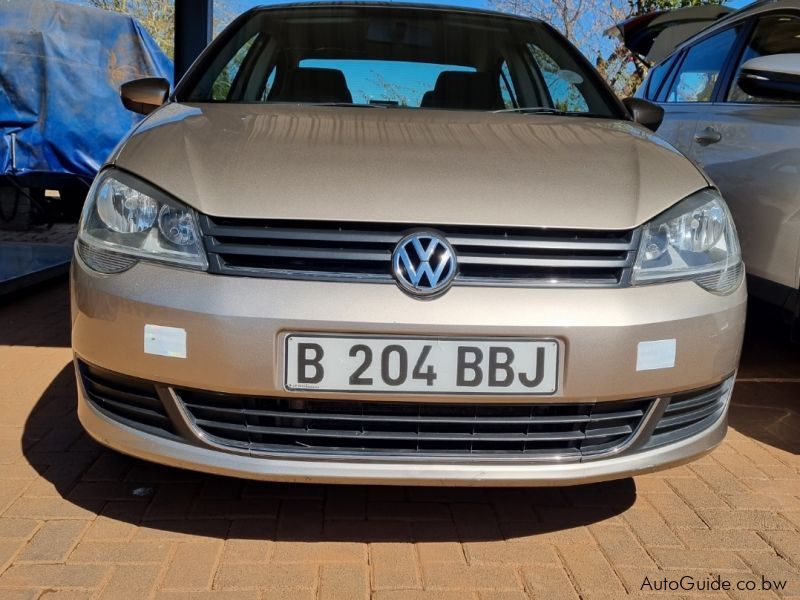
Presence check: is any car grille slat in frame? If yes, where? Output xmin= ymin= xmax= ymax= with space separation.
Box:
xmin=205 ymin=239 xmax=389 ymax=262
xmin=656 ymin=402 xmax=723 ymax=430
xmin=82 ymin=374 xmax=165 ymax=412
xmin=662 ymin=387 xmax=722 ymax=414
xmin=205 ymin=224 xmax=401 ymax=245
xmin=586 ymin=407 xmax=646 ymax=421
xmin=644 ymin=381 xmax=731 ymax=450
xmin=192 ymin=418 xmax=592 ymax=443
xmin=79 ymin=362 xmax=178 ymax=439
xmin=178 ymin=390 xmax=652 ymax=458
xmin=456 ymin=254 xmax=634 ymax=269
xmin=200 ymin=216 xmax=638 ymax=287
xmin=182 ymin=400 xmax=596 ymax=425
xmin=97 ymin=397 xmax=174 ymax=427
xmin=446 ymin=234 xmax=636 ymax=252
xmin=583 ymin=425 xmax=634 ymax=439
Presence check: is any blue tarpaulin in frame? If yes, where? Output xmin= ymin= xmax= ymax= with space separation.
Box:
xmin=0 ymin=0 xmax=173 ymax=183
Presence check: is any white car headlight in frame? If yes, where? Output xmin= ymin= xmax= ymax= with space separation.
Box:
xmin=77 ymin=170 xmax=207 ymax=273
xmin=632 ymin=188 xmax=743 ymax=294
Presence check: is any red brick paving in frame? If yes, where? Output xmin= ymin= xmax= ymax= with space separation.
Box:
xmin=0 ymin=281 xmax=798 ymax=598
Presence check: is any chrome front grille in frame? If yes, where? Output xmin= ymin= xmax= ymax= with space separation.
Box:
xmin=200 ymin=216 xmax=639 ymax=287
xmin=176 ymin=390 xmax=652 ymax=459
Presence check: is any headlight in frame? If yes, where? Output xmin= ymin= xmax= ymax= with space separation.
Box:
xmin=632 ymin=188 xmax=743 ymax=294
xmin=77 ymin=170 xmax=207 ymax=273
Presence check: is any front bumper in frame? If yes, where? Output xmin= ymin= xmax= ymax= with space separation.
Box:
xmin=76 ymin=383 xmax=729 ymax=486
xmin=71 ymin=255 xmax=746 ymax=485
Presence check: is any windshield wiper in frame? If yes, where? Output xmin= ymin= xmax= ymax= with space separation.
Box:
xmin=307 ymin=102 xmax=386 ymax=108
xmin=493 ymin=107 xmax=564 ymax=114
xmin=493 ymin=107 xmax=613 ymax=118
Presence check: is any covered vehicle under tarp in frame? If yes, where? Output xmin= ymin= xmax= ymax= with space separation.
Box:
xmin=0 ymin=0 xmax=172 ymax=187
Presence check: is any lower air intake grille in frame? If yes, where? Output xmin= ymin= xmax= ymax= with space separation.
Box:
xmin=176 ymin=390 xmax=652 ymax=458
xmin=644 ymin=380 xmax=731 ymax=450
xmin=79 ymin=362 xmax=177 ymax=439
xmin=77 ymin=361 xmax=732 ymax=460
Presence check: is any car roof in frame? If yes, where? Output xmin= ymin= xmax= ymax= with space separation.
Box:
xmin=248 ymin=1 xmax=544 ymax=25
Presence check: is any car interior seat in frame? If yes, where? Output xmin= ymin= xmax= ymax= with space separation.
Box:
xmin=273 ymin=67 xmax=353 ymax=103
xmin=427 ymin=71 xmax=503 ymax=110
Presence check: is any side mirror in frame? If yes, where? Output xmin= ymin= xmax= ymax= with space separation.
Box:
xmin=120 ymin=77 xmax=170 ymax=115
xmin=737 ymin=54 xmax=800 ymax=102
xmin=622 ymin=97 xmax=664 ymax=132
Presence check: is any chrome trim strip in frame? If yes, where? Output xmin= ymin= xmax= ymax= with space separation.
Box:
xmin=456 ymin=253 xmax=635 ymax=268
xmin=200 ymin=215 xmax=639 ymax=250
xmin=204 ymin=262 xmax=628 ymax=288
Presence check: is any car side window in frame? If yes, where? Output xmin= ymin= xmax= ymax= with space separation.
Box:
xmin=728 ymin=13 xmax=800 ymax=103
xmin=499 ymin=61 xmax=516 ymax=109
xmin=665 ymin=27 xmax=739 ymax=103
xmin=528 ymin=44 xmax=589 ymax=112
xmin=643 ymin=54 xmax=678 ymax=101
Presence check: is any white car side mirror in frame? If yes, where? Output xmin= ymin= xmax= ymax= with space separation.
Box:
xmin=738 ymin=54 xmax=800 ymax=102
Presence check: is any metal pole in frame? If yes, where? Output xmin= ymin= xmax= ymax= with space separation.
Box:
xmin=173 ymin=0 xmax=213 ymax=83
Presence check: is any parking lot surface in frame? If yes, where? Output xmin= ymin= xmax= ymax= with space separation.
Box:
xmin=0 ymin=280 xmax=798 ymax=599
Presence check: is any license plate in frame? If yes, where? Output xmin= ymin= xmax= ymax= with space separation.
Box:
xmin=284 ymin=335 xmax=559 ymax=395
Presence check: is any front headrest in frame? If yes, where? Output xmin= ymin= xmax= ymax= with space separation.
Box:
xmin=430 ymin=71 xmax=503 ymax=111
xmin=279 ymin=67 xmax=353 ymax=104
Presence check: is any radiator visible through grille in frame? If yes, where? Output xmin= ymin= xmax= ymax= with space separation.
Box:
xmin=176 ymin=390 xmax=652 ymax=458
xmin=200 ymin=216 xmax=639 ymax=288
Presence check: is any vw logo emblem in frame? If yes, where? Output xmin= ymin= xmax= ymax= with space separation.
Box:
xmin=391 ymin=231 xmax=457 ymax=298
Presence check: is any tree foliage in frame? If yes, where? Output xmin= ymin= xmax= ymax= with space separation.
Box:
xmin=86 ymin=0 xmax=232 ymax=60
xmin=490 ymin=0 xmax=723 ymax=96
xmin=88 ymin=0 xmax=175 ymax=58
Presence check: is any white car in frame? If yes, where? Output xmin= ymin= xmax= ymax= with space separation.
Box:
xmin=620 ymin=1 xmax=800 ymax=336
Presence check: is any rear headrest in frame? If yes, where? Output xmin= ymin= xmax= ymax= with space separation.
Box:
xmin=278 ymin=67 xmax=353 ymax=104
xmin=430 ymin=71 xmax=503 ymax=111
xmin=420 ymin=90 xmax=434 ymax=107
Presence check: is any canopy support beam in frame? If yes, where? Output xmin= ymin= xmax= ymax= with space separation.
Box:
xmin=174 ymin=0 xmax=213 ymax=82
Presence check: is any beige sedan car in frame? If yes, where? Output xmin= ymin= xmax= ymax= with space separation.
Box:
xmin=71 ymin=3 xmax=746 ymax=486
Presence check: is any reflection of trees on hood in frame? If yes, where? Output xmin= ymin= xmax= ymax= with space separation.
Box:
xmin=490 ymin=0 xmax=723 ymax=98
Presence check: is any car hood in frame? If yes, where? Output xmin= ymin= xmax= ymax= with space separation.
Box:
xmin=113 ymin=103 xmax=708 ymax=230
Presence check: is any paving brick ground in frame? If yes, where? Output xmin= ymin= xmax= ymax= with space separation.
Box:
xmin=0 ymin=280 xmax=798 ymax=599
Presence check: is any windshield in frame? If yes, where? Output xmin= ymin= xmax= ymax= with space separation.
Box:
xmin=178 ymin=5 xmax=622 ymax=117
